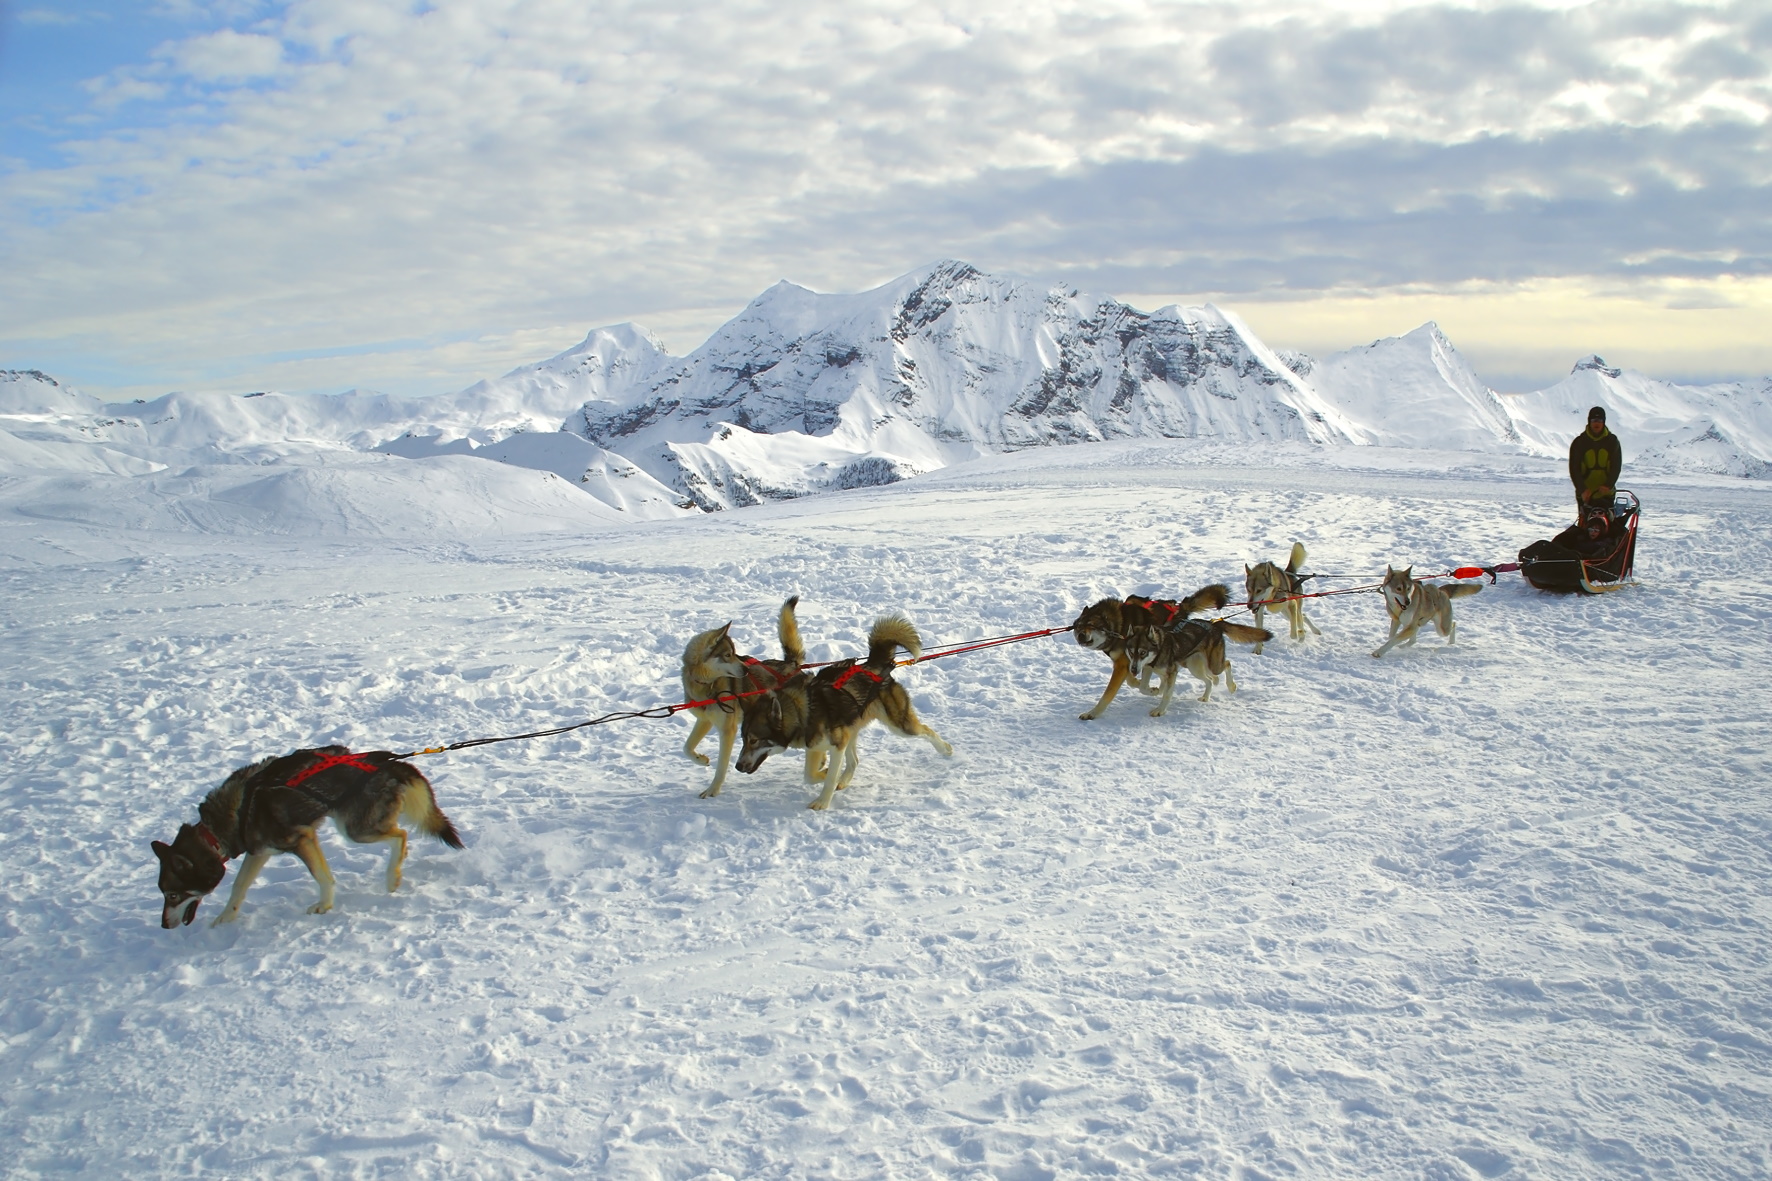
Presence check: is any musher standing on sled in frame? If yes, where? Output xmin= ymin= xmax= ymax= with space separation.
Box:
xmin=1570 ymin=405 xmax=1622 ymax=521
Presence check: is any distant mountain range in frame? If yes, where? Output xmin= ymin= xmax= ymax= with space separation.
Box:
xmin=4 ymin=261 xmax=1769 ymax=526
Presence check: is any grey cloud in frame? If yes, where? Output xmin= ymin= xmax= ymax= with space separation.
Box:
xmin=1207 ymin=2 xmax=1769 ymax=130
xmin=764 ymin=123 xmax=1772 ymax=297
xmin=1676 ymin=36 xmax=1769 ymax=83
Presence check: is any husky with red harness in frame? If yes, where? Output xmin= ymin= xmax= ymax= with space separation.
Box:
xmin=151 ymin=746 xmax=463 ymax=928
xmin=679 ymin=597 xmax=809 ymax=798
xmin=735 ymin=614 xmax=952 ymax=810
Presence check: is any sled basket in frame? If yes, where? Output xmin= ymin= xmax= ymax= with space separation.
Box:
xmin=1518 ymin=490 xmax=1639 ymax=594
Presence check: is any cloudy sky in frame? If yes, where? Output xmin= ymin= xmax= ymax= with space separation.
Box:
xmin=2 ymin=0 xmax=1768 ymax=399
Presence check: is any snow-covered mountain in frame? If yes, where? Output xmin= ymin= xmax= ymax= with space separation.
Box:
xmin=4 ymin=263 xmax=1771 ymax=533
xmin=1501 ymin=357 xmax=1772 ymax=479
xmin=1308 ymin=322 xmax=1521 ymax=451
xmin=567 ymin=261 xmax=1362 ymax=509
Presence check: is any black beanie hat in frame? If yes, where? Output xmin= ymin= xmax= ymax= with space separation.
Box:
xmin=1588 ymin=406 xmax=1606 ymax=423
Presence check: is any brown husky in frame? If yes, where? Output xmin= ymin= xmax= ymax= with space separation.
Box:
xmin=1373 ymin=566 xmax=1482 ymax=657
xmin=1245 ymin=542 xmax=1320 ymax=654
xmin=1125 ymin=617 xmax=1273 ymax=715
xmin=1072 ymin=586 xmax=1228 ymax=720
xmin=680 ymin=597 xmax=807 ymax=798
xmin=735 ymin=614 xmax=952 ymax=810
xmin=152 ymin=747 xmax=462 ymax=928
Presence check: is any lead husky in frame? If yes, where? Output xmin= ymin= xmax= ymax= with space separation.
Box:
xmin=1372 ymin=566 xmax=1482 ymax=657
xmin=152 ymin=747 xmax=462 ymax=928
xmin=680 ymin=597 xmax=806 ymax=798
xmin=1072 ymin=586 xmax=1232 ymax=719
xmin=1125 ymin=616 xmax=1273 ymax=715
xmin=1245 ymin=542 xmax=1320 ymax=654
xmin=735 ymin=614 xmax=952 ymax=810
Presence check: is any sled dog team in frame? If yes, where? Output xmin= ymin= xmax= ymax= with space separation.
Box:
xmin=155 ymin=542 xmax=1479 ymax=925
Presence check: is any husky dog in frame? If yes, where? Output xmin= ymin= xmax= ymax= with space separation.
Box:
xmin=681 ymin=597 xmax=807 ymax=798
xmin=1125 ymin=617 xmax=1273 ymax=715
xmin=1245 ymin=542 xmax=1321 ymax=654
xmin=735 ymin=614 xmax=952 ymax=810
xmin=1072 ymin=587 xmax=1227 ymax=720
xmin=1372 ymin=566 xmax=1482 ymax=658
xmin=152 ymin=747 xmax=462 ymax=928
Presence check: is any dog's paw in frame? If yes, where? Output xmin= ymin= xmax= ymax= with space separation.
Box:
xmin=210 ymin=910 xmax=240 ymax=927
xmin=1078 ymin=712 xmax=1098 ymax=721
xmin=687 ymin=752 xmax=710 ymax=766
xmin=307 ymin=901 xmax=333 ymax=915
xmin=807 ymin=799 xmax=830 ymax=811
xmin=698 ymin=785 xmax=722 ymax=799
xmin=1149 ymin=707 xmax=1165 ymax=717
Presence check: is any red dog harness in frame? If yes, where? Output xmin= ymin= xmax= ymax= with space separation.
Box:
xmin=284 ymin=750 xmax=383 ymax=789
xmin=741 ymin=656 xmax=797 ymax=690
xmin=829 ymin=664 xmax=884 ymax=691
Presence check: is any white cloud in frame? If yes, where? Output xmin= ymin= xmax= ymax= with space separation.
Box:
xmin=166 ymin=29 xmax=284 ymax=81
xmin=3 ymin=0 xmax=1769 ymax=397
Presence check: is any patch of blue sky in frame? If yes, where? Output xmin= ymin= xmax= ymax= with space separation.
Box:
xmin=7 ymin=325 xmax=502 ymax=397
xmin=0 ymin=1 xmax=286 ymax=170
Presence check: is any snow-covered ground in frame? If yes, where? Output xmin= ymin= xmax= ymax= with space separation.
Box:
xmin=2 ymin=442 xmax=1768 ymax=1178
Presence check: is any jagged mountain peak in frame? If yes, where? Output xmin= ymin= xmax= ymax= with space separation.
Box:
xmin=568 ymin=261 xmax=1361 ymax=508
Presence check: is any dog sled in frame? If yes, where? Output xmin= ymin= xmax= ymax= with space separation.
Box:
xmin=1518 ymin=490 xmax=1640 ymax=594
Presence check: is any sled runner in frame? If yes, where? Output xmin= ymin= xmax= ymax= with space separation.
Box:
xmin=1518 ymin=490 xmax=1639 ymax=594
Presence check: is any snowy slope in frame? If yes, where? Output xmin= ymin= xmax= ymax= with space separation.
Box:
xmin=0 ymin=345 xmax=693 ymax=522
xmin=1 ymin=441 xmax=1768 ymax=1177
xmin=0 ymin=452 xmax=641 ymax=538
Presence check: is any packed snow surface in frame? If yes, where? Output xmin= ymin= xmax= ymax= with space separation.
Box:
xmin=1 ymin=439 xmax=1768 ymax=1178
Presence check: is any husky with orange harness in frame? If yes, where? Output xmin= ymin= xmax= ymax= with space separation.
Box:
xmin=151 ymin=746 xmax=462 ymax=928
xmin=735 ymin=614 xmax=952 ymax=810
xmin=680 ymin=597 xmax=812 ymax=798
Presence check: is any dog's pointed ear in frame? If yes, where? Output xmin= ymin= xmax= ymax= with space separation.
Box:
xmin=1402 ymin=567 xmax=1412 ymax=578
xmin=1244 ymin=564 xmax=1250 ymax=574
xmin=152 ymin=840 xmax=172 ymax=862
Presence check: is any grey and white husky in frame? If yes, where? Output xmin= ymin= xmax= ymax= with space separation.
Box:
xmin=1125 ymin=617 xmax=1272 ymax=715
xmin=1244 ymin=541 xmax=1320 ymax=654
xmin=1372 ymin=566 xmax=1482 ymax=658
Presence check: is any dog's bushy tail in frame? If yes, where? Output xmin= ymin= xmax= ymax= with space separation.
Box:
xmin=1445 ymin=584 xmax=1482 ymax=600
xmin=1286 ymin=542 xmax=1307 ymax=574
xmin=1180 ymin=583 xmax=1230 ymax=616
xmin=1221 ymin=622 xmax=1273 ymax=646
xmin=777 ymin=596 xmax=805 ymax=666
xmin=867 ymin=613 xmax=922 ymax=667
xmin=394 ymin=765 xmax=465 ymax=849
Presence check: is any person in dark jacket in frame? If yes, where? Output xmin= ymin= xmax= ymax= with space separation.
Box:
xmin=1569 ymin=405 xmax=1622 ymax=520
xmin=1550 ymin=510 xmax=1618 ymax=558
